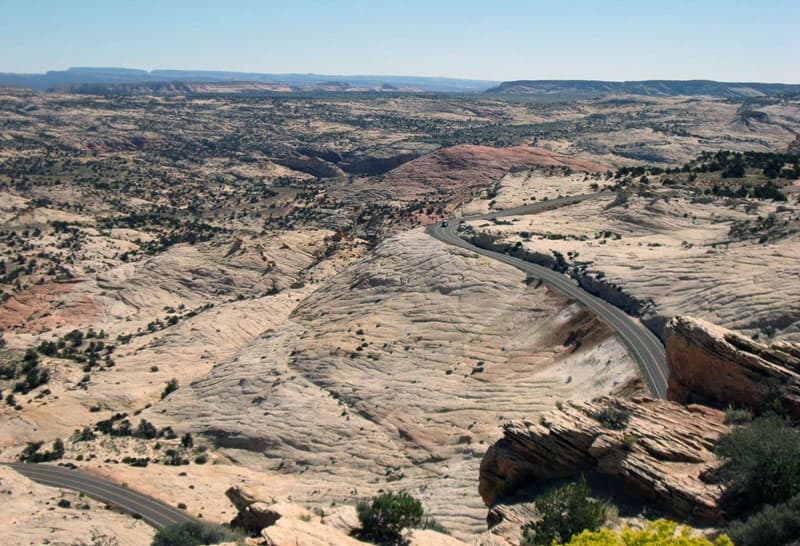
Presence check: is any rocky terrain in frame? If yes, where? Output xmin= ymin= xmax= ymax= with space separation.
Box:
xmin=476 ymin=316 xmax=800 ymax=545
xmin=667 ymin=315 xmax=800 ymax=416
xmin=225 ymin=486 xmax=470 ymax=546
xmin=0 ymin=87 xmax=799 ymax=545
xmin=477 ymin=316 xmax=800 ymax=545
xmin=152 ymin=229 xmax=638 ymax=537
xmin=462 ymin=166 xmax=800 ymax=342
xmin=479 ymin=397 xmax=729 ymax=537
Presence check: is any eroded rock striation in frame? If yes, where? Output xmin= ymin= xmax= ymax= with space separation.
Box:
xmin=666 ymin=316 xmax=800 ymax=417
xmin=479 ymin=397 xmax=729 ymax=524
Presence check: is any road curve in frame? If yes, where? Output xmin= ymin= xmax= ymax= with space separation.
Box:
xmin=6 ymin=462 xmax=196 ymax=530
xmin=427 ymin=192 xmax=668 ymax=398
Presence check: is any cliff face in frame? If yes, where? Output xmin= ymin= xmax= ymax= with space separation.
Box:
xmin=479 ymin=397 xmax=729 ymax=525
xmin=666 ymin=316 xmax=800 ymax=417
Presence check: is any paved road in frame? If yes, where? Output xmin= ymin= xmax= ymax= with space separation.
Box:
xmin=6 ymin=462 xmax=196 ymax=530
xmin=3 ymin=192 xmax=665 ymax=533
xmin=427 ymin=193 xmax=668 ymax=398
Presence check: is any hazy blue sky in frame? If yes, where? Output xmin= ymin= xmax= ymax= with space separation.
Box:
xmin=1 ymin=0 xmax=797 ymax=82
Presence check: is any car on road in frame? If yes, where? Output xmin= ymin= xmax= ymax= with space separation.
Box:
xmin=441 ymin=220 xmax=448 ymax=227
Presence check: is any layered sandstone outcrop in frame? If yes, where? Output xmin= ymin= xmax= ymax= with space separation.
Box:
xmin=224 ymin=486 xmax=469 ymax=546
xmin=479 ymin=397 xmax=729 ymax=525
xmin=666 ymin=316 xmax=800 ymax=417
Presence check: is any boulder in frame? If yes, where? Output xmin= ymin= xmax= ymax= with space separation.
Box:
xmin=666 ymin=316 xmax=800 ymax=416
xmin=225 ymin=486 xmax=281 ymax=533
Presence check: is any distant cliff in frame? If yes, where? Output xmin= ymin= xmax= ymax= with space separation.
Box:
xmin=486 ymin=79 xmax=800 ymax=98
xmin=0 ymin=67 xmax=497 ymax=93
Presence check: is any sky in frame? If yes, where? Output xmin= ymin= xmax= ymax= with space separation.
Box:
xmin=0 ymin=0 xmax=797 ymax=82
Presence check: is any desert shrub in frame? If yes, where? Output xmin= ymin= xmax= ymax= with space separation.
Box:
xmin=714 ymin=416 xmax=800 ymax=517
xmin=727 ymin=494 xmax=800 ymax=546
xmin=724 ymin=405 xmax=753 ymax=425
xmin=418 ymin=516 xmax=450 ymax=535
xmin=592 ymin=405 xmax=631 ymax=431
xmin=151 ymin=521 xmax=243 ymax=546
xmin=356 ymin=491 xmax=424 ymax=543
xmin=557 ymin=519 xmax=732 ymax=545
xmin=18 ymin=438 xmax=64 ymax=462
xmin=521 ymin=477 xmax=605 ymax=546
xmin=161 ymin=378 xmax=179 ymax=399
xmin=12 ymin=350 xmax=50 ymax=394
xmin=135 ymin=419 xmax=158 ymax=439
xmin=72 ymin=426 xmax=96 ymax=442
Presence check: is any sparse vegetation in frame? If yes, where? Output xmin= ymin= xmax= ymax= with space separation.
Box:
xmin=161 ymin=378 xmax=179 ymax=399
xmin=356 ymin=491 xmax=424 ymax=543
xmin=555 ymin=519 xmax=732 ymax=545
xmin=521 ymin=477 xmax=606 ymax=546
xmin=592 ymin=404 xmax=631 ymax=431
xmin=18 ymin=438 xmax=65 ymax=462
xmin=151 ymin=521 xmax=243 ymax=546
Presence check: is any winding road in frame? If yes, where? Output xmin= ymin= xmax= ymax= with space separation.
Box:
xmin=6 ymin=462 xmax=195 ymax=529
xmin=427 ymin=192 xmax=668 ymax=398
xmin=6 ymin=191 xmax=666 ymax=530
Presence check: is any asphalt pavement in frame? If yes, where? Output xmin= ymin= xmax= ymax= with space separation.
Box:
xmin=6 ymin=462 xmax=196 ymax=530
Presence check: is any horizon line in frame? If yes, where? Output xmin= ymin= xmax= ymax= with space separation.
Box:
xmin=1 ymin=67 xmax=798 ymax=86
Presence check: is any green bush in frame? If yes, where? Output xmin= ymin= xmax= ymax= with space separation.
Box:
xmin=356 ymin=491 xmax=424 ymax=543
xmin=18 ymin=438 xmax=64 ymax=462
xmin=521 ymin=477 xmax=606 ymax=546
xmin=724 ymin=405 xmax=753 ymax=425
xmin=135 ymin=419 xmax=158 ymax=439
xmin=151 ymin=521 xmax=242 ymax=546
xmin=591 ymin=405 xmax=630 ymax=431
xmin=728 ymin=494 xmax=800 ymax=546
xmin=419 ymin=516 xmax=450 ymax=535
xmin=161 ymin=378 xmax=179 ymax=399
xmin=714 ymin=416 xmax=800 ymax=518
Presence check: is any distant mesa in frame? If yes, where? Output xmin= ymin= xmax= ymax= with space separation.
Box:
xmin=2 ymin=68 xmax=799 ymax=98
xmin=486 ymin=79 xmax=800 ymax=98
xmin=0 ymin=66 xmax=497 ymax=93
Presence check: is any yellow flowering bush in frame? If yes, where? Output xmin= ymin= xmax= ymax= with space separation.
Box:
xmin=558 ymin=520 xmax=733 ymax=546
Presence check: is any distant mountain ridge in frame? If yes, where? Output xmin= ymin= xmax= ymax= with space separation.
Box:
xmin=487 ymin=80 xmax=800 ymax=98
xmin=2 ymin=69 xmax=798 ymax=97
xmin=0 ymin=67 xmax=497 ymax=93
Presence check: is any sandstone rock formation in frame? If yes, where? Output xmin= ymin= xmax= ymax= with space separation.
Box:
xmin=479 ymin=397 xmax=729 ymax=526
xmin=223 ymin=486 xmax=469 ymax=546
xmin=156 ymin=229 xmax=638 ymax=536
xmin=226 ymin=486 xmax=281 ymax=533
xmin=463 ymin=192 xmax=800 ymax=342
xmin=379 ymin=144 xmax=606 ymax=202
xmin=666 ymin=316 xmax=800 ymax=417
